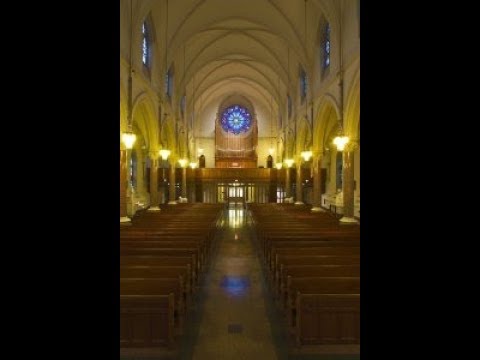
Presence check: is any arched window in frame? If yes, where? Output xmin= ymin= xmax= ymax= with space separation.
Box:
xmin=220 ymin=105 xmax=252 ymax=135
xmin=142 ymin=21 xmax=151 ymax=69
xmin=300 ymin=68 xmax=307 ymax=102
xmin=267 ymin=155 xmax=273 ymax=168
xmin=322 ymin=23 xmax=331 ymax=70
xmin=199 ymin=154 xmax=206 ymax=168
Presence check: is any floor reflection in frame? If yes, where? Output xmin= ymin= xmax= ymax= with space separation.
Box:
xmin=227 ymin=208 xmax=245 ymax=228
xmin=220 ymin=275 xmax=250 ymax=298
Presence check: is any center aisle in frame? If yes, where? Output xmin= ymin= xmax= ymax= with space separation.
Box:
xmin=183 ymin=206 xmax=279 ymax=360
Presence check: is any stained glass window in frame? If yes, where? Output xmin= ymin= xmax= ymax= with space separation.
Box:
xmin=165 ymin=67 xmax=173 ymax=98
xmin=300 ymin=69 xmax=307 ymax=101
xmin=142 ymin=22 xmax=150 ymax=67
xmin=220 ymin=105 xmax=252 ymax=135
xmin=323 ymin=23 xmax=331 ymax=69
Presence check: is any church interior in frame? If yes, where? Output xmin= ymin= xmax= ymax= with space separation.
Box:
xmin=120 ymin=0 xmax=360 ymax=358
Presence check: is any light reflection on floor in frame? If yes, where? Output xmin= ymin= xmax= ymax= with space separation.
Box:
xmin=220 ymin=275 xmax=250 ymax=298
xmin=227 ymin=208 xmax=245 ymax=228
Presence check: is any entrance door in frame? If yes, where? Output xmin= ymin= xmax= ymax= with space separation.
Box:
xmin=227 ymin=183 xmax=245 ymax=207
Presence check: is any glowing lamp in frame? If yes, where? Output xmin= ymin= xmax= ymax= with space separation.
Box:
xmin=285 ymin=159 xmax=294 ymax=168
xmin=122 ymin=132 xmax=136 ymax=149
xmin=178 ymin=159 xmax=188 ymax=168
xmin=275 ymin=163 xmax=283 ymax=170
xmin=333 ymin=136 xmax=349 ymax=151
xmin=189 ymin=162 xmax=198 ymax=169
xmin=301 ymin=150 xmax=312 ymax=161
xmin=159 ymin=149 xmax=171 ymax=160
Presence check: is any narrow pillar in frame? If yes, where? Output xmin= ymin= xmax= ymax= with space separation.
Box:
xmin=285 ymin=167 xmax=291 ymax=198
xmin=311 ymin=153 xmax=325 ymax=212
xmin=295 ymin=160 xmax=304 ymax=205
xmin=148 ymin=152 xmax=160 ymax=211
xmin=125 ymin=148 xmax=135 ymax=217
xmin=135 ymin=149 xmax=146 ymax=204
xmin=168 ymin=158 xmax=177 ymax=204
xmin=120 ymin=149 xmax=130 ymax=223
xmin=340 ymin=142 xmax=358 ymax=223
xmin=181 ymin=167 xmax=187 ymax=199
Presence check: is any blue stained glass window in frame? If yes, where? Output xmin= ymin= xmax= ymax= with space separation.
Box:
xmin=324 ymin=23 xmax=331 ymax=69
xmin=300 ymin=69 xmax=307 ymax=100
xmin=220 ymin=105 xmax=252 ymax=135
xmin=142 ymin=22 xmax=150 ymax=67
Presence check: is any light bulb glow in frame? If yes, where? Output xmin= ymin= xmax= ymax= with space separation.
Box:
xmin=333 ymin=136 xmax=349 ymax=151
xmin=285 ymin=159 xmax=294 ymax=168
xmin=275 ymin=162 xmax=283 ymax=170
xmin=189 ymin=162 xmax=198 ymax=169
xmin=159 ymin=149 xmax=171 ymax=160
xmin=178 ymin=159 xmax=188 ymax=168
xmin=122 ymin=132 xmax=137 ymax=149
xmin=301 ymin=150 xmax=313 ymax=161
xmin=268 ymin=148 xmax=275 ymax=155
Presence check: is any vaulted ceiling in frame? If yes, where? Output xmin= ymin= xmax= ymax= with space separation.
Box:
xmin=121 ymin=0 xmax=350 ymax=138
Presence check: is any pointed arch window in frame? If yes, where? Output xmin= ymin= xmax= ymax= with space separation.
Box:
xmin=165 ymin=66 xmax=174 ymax=98
xmin=142 ymin=21 xmax=151 ymax=69
xmin=300 ymin=69 xmax=307 ymax=102
xmin=322 ymin=22 xmax=331 ymax=69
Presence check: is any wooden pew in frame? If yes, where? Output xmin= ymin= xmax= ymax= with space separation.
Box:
xmin=120 ymin=256 xmax=197 ymax=288
xmin=295 ymin=293 xmax=360 ymax=346
xmin=121 ymin=278 xmax=185 ymax=334
xmin=277 ymin=264 xmax=360 ymax=301
xmin=121 ymin=265 xmax=193 ymax=303
xmin=273 ymin=255 xmax=361 ymax=289
xmin=286 ymin=277 xmax=360 ymax=332
xmin=120 ymin=294 xmax=175 ymax=348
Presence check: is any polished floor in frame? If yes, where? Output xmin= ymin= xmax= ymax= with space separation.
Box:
xmin=184 ymin=207 xmax=278 ymax=360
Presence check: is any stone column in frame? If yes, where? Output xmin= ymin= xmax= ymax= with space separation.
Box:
xmin=168 ymin=157 xmax=177 ymax=204
xmin=120 ymin=149 xmax=130 ymax=223
xmin=181 ymin=166 xmax=187 ymax=199
xmin=135 ymin=149 xmax=146 ymax=199
xmin=148 ymin=151 xmax=160 ymax=211
xmin=295 ymin=159 xmax=304 ymax=205
xmin=285 ymin=166 xmax=291 ymax=198
xmin=125 ymin=148 xmax=135 ymax=217
xmin=311 ymin=152 xmax=325 ymax=212
xmin=340 ymin=141 xmax=358 ymax=223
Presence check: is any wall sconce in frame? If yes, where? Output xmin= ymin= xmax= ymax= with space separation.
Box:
xmin=189 ymin=162 xmax=198 ymax=169
xmin=300 ymin=150 xmax=312 ymax=161
xmin=285 ymin=159 xmax=294 ymax=168
xmin=122 ymin=131 xmax=137 ymax=149
xmin=333 ymin=136 xmax=349 ymax=151
xmin=159 ymin=149 xmax=171 ymax=160
xmin=275 ymin=162 xmax=283 ymax=170
xmin=178 ymin=159 xmax=188 ymax=168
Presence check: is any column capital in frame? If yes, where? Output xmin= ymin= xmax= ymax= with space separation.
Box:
xmin=345 ymin=139 xmax=360 ymax=152
xmin=148 ymin=149 xmax=159 ymax=160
